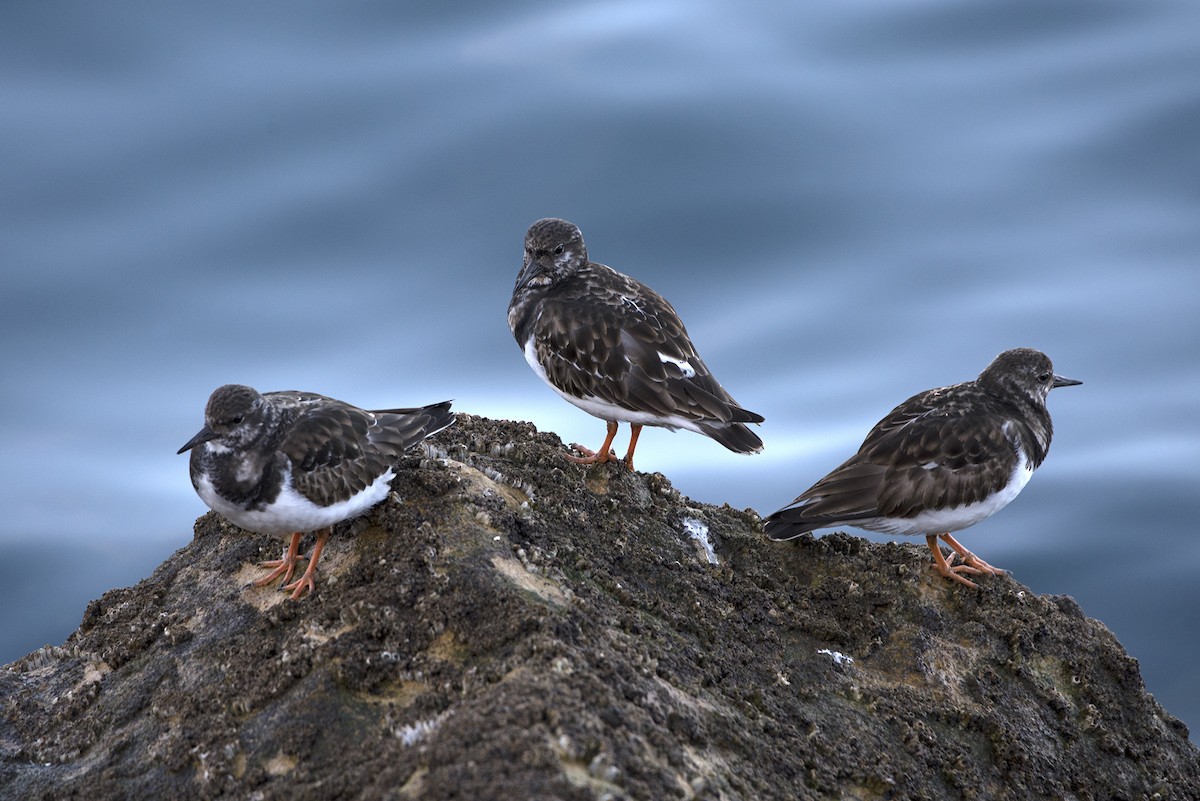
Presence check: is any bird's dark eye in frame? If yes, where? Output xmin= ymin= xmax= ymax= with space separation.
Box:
xmin=554 ymin=244 xmax=565 ymax=255
xmin=1037 ymin=372 xmax=1050 ymax=383
xmin=229 ymin=415 xmax=244 ymax=425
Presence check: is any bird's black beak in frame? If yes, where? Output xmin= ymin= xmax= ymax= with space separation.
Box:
xmin=177 ymin=425 xmax=217 ymax=454
xmin=514 ymin=256 xmax=541 ymax=291
xmin=1052 ymin=374 xmax=1082 ymax=389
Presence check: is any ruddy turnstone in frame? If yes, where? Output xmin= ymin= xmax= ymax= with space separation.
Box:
xmin=763 ymin=348 xmax=1080 ymax=589
xmin=178 ymin=384 xmax=454 ymax=599
xmin=507 ymin=217 xmax=763 ymax=471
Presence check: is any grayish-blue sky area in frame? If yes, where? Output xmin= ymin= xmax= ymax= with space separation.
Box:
xmin=2 ymin=1 xmax=1198 ymax=736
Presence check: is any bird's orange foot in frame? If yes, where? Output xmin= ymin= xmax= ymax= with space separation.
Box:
xmin=565 ymin=443 xmax=618 ymax=464
xmin=930 ymin=559 xmax=982 ymax=590
xmin=940 ymin=533 xmax=1006 ymax=577
xmin=924 ymin=533 xmax=1007 ymax=589
xmin=620 ymin=424 xmax=642 ymax=472
xmin=278 ymin=529 xmax=330 ymax=600
xmin=255 ymin=556 xmax=304 ymax=588
xmin=254 ymin=532 xmax=305 ymax=588
xmin=282 ymin=573 xmax=315 ymax=600
xmin=946 ymin=550 xmax=1006 ymax=577
xmin=565 ymin=421 xmax=623 ymax=467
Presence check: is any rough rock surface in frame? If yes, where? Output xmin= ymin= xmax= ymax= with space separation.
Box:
xmin=1 ymin=414 xmax=1196 ymax=800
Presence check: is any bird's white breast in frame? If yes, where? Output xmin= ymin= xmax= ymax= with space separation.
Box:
xmin=866 ymin=449 xmax=1034 ymax=537
xmin=194 ymin=464 xmax=395 ymax=537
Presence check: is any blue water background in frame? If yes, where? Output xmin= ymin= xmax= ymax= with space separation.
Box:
xmin=2 ymin=2 xmax=1198 ymax=735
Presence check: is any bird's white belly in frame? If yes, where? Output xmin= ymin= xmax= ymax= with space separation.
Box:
xmin=867 ymin=452 xmax=1034 ymax=537
xmin=194 ymin=467 xmax=394 ymax=537
xmin=522 ymin=338 xmax=702 ymax=433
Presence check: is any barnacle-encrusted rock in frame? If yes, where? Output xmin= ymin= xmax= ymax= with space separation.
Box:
xmin=1 ymin=414 xmax=1196 ymax=799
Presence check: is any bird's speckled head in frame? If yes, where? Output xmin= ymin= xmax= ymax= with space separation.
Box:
xmin=177 ymin=384 xmax=268 ymax=454
xmin=977 ymin=348 xmax=1081 ymax=405
xmin=206 ymin=384 xmax=266 ymax=432
xmin=514 ymin=218 xmax=588 ymax=292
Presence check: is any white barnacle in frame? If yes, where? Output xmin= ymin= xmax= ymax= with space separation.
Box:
xmin=682 ymin=517 xmax=718 ymax=565
xmin=396 ymin=714 xmax=445 ymax=747
xmin=817 ymin=648 xmax=854 ymax=666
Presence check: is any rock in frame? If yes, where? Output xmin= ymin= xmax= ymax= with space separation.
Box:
xmin=1 ymin=414 xmax=1196 ymax=800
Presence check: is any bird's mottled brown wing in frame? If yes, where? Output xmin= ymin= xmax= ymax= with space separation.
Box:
xmin=278 ymin=397 xmax=453 ymax=506
xmin=532 ymin=264 xmax=762 ymax=426
xmin=767 ymin=389 xmax=1021 ymax=534
xmin=279 ymin=399 xmax=388 ymax=505
xmin=864 ymin=408 xmax=1020 ymax=517
xmin=368 ymin=401 xmax=455 ymax=454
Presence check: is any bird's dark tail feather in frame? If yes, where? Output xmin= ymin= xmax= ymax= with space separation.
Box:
xmin=375 ymin=401 xmax=456 ymax=453
xmin=699 ymin=420 xmax=764 ymax=454
xmin=763 ymin=504 xmax=881 ymax=541
xmin=761 ymin=510 xmax=820 ymax=541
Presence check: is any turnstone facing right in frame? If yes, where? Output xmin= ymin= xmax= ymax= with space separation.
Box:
xmin=507 ymin=217 xmax=764 ymax=471
xmin=178 ymin=385 xmax=454 ymax=599
xmin=763 ymin=349 xmax=1080 ymax=589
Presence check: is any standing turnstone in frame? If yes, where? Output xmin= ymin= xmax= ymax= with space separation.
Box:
xmin=763 ymin=348 xmax=1080 ymax=589
xmin=507 ymin=217 xmax=763 ymax=471
xmin=178 ymin=384 xmax=454 ymax=599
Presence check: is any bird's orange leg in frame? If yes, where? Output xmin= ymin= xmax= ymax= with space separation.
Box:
xmin=255 ymin=531 xmax=305 ymax=588
xmin=567 ymin=420 xmax=619 ymax=465
xmin=621 ymin=423 xmax=643 ymax=471
xmin=282 ymin=528 xmax=331 ymax=600
xmin=925 ymin=534 xmax=982 ymax=589
xmin=940 ymin=533 xmax=1006 ymax=577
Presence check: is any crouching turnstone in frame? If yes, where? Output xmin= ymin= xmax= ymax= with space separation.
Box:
xmin=763 ymin=348 xmax=1080 ymax=589
xmin=178 ymin=384 xmax=454 ymax=599
xmin=507 ymin=217 xmax=763 ymax=471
